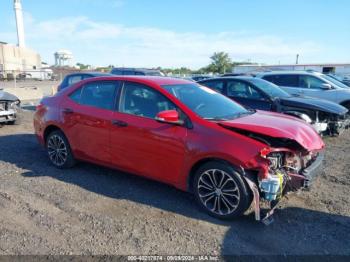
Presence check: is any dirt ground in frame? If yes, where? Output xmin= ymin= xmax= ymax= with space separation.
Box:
xmin=0 ymin=110 xmax=349 ymax=256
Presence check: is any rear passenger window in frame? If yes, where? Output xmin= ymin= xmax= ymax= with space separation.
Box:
xmin=69 ymin=81 xmax=119 ymax=110
xmin=201 ymin=81 xmax=224 ymax=93
xmin=264 ymin=75 xmax=299 ymax=87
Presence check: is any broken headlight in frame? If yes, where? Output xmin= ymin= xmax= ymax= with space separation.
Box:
xmin=267 ymin=152 xmax=284 ymax=170
xmin=9 ymin=100 xmax=20 ymax=109
xmin=285 ymin=153 xmax=302 ymax=172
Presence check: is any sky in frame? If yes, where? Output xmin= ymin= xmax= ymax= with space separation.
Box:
xmin=0 ymin=0 xmax=349 ymax=69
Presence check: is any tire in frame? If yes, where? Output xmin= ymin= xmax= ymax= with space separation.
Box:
xmin=193 ymin=161 xmax=252 ymax=220
xmin=46 ymin=130 xmax=76 ymax=169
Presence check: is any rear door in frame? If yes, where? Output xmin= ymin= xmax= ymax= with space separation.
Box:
xmin=226 ymin=80 xmax=272 ymax=110
xmin=61 ymin=80 xmax=120 ymax=164
xmin=109 ymin=81 xmax=188 ymax=184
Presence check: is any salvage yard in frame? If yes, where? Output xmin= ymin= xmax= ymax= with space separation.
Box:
xmin=0 ymin=110 xmax=349 ymax=255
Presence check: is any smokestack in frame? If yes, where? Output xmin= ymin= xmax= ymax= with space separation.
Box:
xmin=14 ymin=0 xmax=26 ymax=48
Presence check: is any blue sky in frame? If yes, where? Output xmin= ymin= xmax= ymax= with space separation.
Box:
xmin=0 ymin=0 xmax=349 ymax=68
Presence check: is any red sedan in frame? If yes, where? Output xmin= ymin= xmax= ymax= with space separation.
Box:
xmin=34 ymin=76 xmax=325 ymax=221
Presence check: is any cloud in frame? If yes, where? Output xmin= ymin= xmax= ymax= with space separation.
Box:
xmin=15 ymin=14 xmax=323 ymax=68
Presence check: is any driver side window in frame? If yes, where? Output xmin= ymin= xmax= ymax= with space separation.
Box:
xmin=120 ymin=82 xmax=177 ymax=119
xmin=299 ymin=75 xmax=325 ymax=89
xmin=227 ymin=81 xmax=263 ymax=99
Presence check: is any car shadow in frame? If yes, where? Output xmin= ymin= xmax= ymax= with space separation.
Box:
xmin=0 ymin=133 xmax=350 ymax=255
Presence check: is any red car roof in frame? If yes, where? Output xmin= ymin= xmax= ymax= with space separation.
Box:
xmin=87 ymin=76 xmax=193 ymax=86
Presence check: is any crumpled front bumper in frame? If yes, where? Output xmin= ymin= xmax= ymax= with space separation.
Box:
xmin=244 ymin=151 xmax=325 ymax=224
xmin=0 ymin=109 xmax=17 ymax=123
xmin=330 ymin=114 xmax=350 ymax=135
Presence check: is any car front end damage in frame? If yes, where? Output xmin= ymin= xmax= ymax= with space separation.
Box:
xmin=243 ymin=145 xmax=324 ymax=224
xmin=217 ymin=111 xmax=325 ymax=223
xmin=0 ymin=91 xmax=21 ymax=125
xmin=279 ymin=97 xmax=350 ymax=136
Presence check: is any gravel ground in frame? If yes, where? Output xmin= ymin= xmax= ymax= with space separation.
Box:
xmin=0 ymin=110 xmax=349 ymax=255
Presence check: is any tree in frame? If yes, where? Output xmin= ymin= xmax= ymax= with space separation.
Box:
xmin=208 ymin=52 xmax=232 ymax=74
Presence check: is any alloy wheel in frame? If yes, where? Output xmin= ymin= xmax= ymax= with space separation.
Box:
xmin=47 ymin=135 xmax=68 ymax=167
xmin=197 ymin=169 xmax=240 ymax=215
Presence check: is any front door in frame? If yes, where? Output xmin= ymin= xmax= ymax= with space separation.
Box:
xmin=226 ymin=80 xmax=272 ymax=111
xmin=110 ymin=81 xmax=188 ymax=184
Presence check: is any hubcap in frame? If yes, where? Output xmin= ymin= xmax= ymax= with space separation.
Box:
xmin=47 ymin=135 xmax=68 ymax=166
xmin=198 ymin=169 xmax=240 ymax=215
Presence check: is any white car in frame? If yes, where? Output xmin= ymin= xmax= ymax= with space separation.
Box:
xmin=0 ymin=90 xmax=21 ymax=125
xmin=256 ymin=71 xmax=350 ymax=109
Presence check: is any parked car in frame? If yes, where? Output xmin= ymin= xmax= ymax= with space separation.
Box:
xmin=198 ymin=77 xmax=350 ymax=135
xmin=0 ymin=90 xmax=21 ymax=125
xmin=256 ymin=71 xmax=350 ymax=109
xmin=57 ymin=72 xmax=112 ymax=92
xmin=326 ymin=74 xmax=350 ymax=87
xmin=34 ymin=76 xmax=325 ymax=222
xmin=190 ymin=75 xmax=212 ymax=82
xmin=110 ymin=67 xmax=163 ymax=76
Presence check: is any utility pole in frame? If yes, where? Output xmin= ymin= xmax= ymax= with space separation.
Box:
xmin=296 ymin=54 xmax=299 ymax=65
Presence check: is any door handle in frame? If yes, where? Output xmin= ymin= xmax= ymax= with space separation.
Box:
xmin=111 ymin=120 xmax=128 ymax=127
xmin=63 ymin=108 xmax=74 ymax=114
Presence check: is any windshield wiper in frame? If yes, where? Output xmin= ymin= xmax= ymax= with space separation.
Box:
xmin=203 ymin=117 xmax=229 ymax=121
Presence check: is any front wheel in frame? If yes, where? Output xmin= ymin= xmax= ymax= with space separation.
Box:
xmin=193 ymin=161 xmax=252 ymax=219
xmin=46 ymin=130 xmax=76 ymax=169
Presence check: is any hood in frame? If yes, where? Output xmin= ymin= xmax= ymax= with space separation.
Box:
xmin=280 ymin=96 xmax=348 ymax=115
xmin=218 ymin=110 xmax=324 ymax=151
xmin=0 ymin=91 xmax=19 ymax=101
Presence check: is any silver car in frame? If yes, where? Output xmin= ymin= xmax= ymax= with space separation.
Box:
xmin=0 ymin=90 xmax=21 ymax=125
xmin=256 ymin=71 xmax=350 ymax=109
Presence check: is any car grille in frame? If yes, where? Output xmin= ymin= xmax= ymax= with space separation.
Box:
xmin=0 ymin=101 xmax=8 ymax=111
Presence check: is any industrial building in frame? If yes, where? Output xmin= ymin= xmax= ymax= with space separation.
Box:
xmin=0 ymin=0 xmax=42 ymax=78
xmin=233 ymin=63 xmax=350 ymax=77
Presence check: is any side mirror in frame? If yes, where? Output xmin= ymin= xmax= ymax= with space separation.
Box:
xmin=155 ymin=110 xmax=184 ymax=125
xmin=321 ymin=83 xmax=332 ymax=90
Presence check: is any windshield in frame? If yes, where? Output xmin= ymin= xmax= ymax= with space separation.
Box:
xmin=250 ymin=78 xmax=291 ymax=98
xmin=162 ymin=83 xmax=252 ymax=120
xmin=321 ymin=74 xmax=350 ymax=89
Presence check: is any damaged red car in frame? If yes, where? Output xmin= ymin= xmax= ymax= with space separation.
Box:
xmin=34 ymin=76 xmax=325 ymax=221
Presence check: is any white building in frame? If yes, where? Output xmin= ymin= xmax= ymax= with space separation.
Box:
xmin=0 ymin=0 xmax=42 ymax=77
xmin=233 ymin=63 xmax=350 ymax=77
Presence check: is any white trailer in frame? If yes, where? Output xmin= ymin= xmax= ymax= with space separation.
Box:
xmin=24 ymin=69 xmax=53 ymax=81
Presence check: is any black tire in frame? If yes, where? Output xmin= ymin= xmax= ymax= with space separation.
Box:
xmin=46 ymin=130 xmax=76 ymax=169
xmin=7 ymin=118 xmax=20 ymax=125
xmin=193 ymin=161 xmax=252 ymax=220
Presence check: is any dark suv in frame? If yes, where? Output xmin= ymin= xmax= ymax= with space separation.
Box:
xmin=110 ymin=68 xmax=163 ymax=76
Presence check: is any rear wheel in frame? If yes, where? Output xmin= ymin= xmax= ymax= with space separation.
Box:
xmin=193 ymin=161 xmax=252 ymax=219
xmin=46 ymin=130 xmax=76 ymax=168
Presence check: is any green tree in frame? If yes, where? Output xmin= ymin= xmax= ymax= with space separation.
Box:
xmin=208 ymin=52 xmax=232 ymax=74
